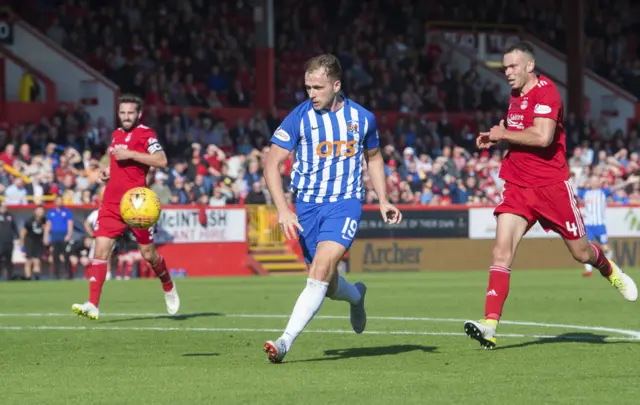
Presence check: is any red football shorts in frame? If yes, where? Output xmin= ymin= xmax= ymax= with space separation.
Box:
xmin=93 ymin=202 xmax=154 ymax=245
xmin=494 ymin=180 xmax=585 ymax=240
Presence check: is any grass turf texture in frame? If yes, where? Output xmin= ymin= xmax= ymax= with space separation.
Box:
xmin=1 ymin=270 xmax=639 ymax=405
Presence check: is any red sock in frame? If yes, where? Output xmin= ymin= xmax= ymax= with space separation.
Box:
xmin=151 ymin=256 xmax=173 ymax=292
xmin=590 ymin=243 xmax=612 ymax=277
xmin=88 ymin=259 xmax=108 ymax=307
xmin=484 ymin=265 xmax=511 ymax=321
xmin=116 ymin=261 xmax=124 ymax=278
xmin=125 ymin=262 xmax=134 ymax=279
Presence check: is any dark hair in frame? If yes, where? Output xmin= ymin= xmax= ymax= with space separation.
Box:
xmin=117 ymin=94 xmax=144 ymax=113
xmin=504 ymin=41 xmax=535 ymax=58
xmin=304 ymin=54 xmax=342 ymax=82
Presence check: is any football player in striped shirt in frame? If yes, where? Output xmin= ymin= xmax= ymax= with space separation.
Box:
xmin=263 ymin=54 xmax=402 ymax=363
xmin=578 ymin=175 xmax=639 ymax=276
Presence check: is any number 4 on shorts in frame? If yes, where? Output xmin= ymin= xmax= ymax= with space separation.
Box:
xmin=565 ymin=221 xmax=578 ymax=237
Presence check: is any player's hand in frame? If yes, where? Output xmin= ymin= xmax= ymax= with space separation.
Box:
xmin=112 ymin=149 xmax=134 ymax=161
xmin=64 ymin=235 xmax=71 ymax=242
xmin=478 ymin=120 xmax=506 ymax=149
xmin=99 ymin=167 xmax=110 ymax=182
xmin=277 ymin=209 xmax=304 ymax=241
xmin=380 ymin=201 xmax=402 ymax=225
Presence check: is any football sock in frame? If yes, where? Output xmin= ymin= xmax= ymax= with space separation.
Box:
xmin=125 ymin=262 xmax=134 ymax=279
xmin=484 ymin=265 xmax=511 ymax=323
xmin=584 ymin=264 xmax=593 ymax=273
xmin=88 ymin=259 xmax=108 ymax=307
xmin=151 ymin=256 xmax=173 ymax=292
xmin=280 ymin=278 xmax=329 ymax=351
xmin=589 ymin=243 xmax=612 ymax=277
xmin=329 ymin=275 xmax=361 ymax=305
xmin=116 ymin=261 xmax=124 ymax=278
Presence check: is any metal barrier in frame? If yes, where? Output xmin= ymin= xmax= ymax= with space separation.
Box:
xmin=246 ymin=205 xmax=285 ymax=247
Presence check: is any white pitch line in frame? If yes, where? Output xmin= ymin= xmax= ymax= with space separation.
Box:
xmin=0 ymin=312 xmax=639 ymax=338
xmin=0 ymin=325 xmax=636 ymax=342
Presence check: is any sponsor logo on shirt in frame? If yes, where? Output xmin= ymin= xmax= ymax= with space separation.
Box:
xmin=534 ymin=104 xmax=552 ymax=114
xmin=273 ymin=127 xmax=290 ymax=142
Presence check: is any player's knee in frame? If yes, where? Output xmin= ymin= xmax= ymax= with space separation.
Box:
xmin=308 ymin=259 xmax=333 ymax=283
xmin=492 ymin=245 xmax=514 ymax=267
xmin=571 ymin=245 xmax=591 ymax=264
xmin=140 ymin=247 xmax=157 ymax=264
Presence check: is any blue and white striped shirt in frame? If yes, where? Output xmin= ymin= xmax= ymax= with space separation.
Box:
xmin=578 ymin=188 xmax=611 ymax=226
xmin=270 ymin=98 xmax=380 ymax=203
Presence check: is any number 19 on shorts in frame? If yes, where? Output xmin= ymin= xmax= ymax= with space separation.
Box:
xmin=341 ymin=217 xmax=358 ymax=241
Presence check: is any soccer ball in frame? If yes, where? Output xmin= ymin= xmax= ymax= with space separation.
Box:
xmin=120 ymin=187 xmax=162 ymax=229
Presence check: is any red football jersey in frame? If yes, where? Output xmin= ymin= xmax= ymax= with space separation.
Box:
xmin=499 ymin=76 xmax=568 ymax=187
xmin=103 ymin=125 xmax=163 ymax=204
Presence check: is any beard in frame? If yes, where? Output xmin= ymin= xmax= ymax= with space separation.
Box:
xmin=120 ymin=116 xmax=140 ymax=130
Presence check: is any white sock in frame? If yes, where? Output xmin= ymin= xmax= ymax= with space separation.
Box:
xmin=280 ymin=278 xmax=328 ymax=350
xmin=584 ymin=264 xmax=593 ymax=272
xmin=330 ymin=275 xmax=361 ymax=305
xmin=605 ymin=250 xmax=613 ymax=260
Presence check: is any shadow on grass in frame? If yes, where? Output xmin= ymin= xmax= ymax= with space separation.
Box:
xmin=493 ymin=332 xmax=637 ymax=351
xmin=182 ymin=353 xmax=220 ymax=357
xmin=288 ymin=344 xmax=437 ymax=363
xmin=101 ymin=312 xmax=224 ymax=323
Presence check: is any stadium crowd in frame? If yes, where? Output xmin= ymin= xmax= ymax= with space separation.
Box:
xmin=0 ymin=0 xmax=638 ymax=208
xmin=2 ymin=102 xmax=640 ymax=207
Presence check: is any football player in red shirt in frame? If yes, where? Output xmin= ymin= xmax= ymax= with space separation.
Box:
xmin=464 ymin=42 xmax=637 ymax=349
xmin=72 ymin=94 xmax=180 ymax=320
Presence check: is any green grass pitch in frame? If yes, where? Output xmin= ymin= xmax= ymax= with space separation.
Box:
xmin=1 ymin=270 xmax=639 ymax=405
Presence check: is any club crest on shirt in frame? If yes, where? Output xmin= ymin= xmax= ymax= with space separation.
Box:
xmin=125 ymin=133 xmax=132 ymax=142
xmin=346 ymin=121 xmax=359 ymax=135
xmin=520 ymin=100 xmax=528 ymax=110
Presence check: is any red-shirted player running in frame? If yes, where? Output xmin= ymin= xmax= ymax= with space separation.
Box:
xmin=72 ymin=94 xmax=180 ymax=320
xmin=464 ymin=42 xmax=637 ymax=349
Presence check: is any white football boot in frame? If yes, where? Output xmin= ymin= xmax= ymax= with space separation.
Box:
xmin=72 ymin=302 xmax=100 ymax=320
xmin=607 ymin=260 xmax=638 ymax=301
xmin=264 ymin=338 xmax=288 ymax=363
xmin=164 ymin=283 xmax=180 ymax=315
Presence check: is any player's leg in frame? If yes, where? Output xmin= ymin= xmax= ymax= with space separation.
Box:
xmin=51 ymin=241 xmax=64 ymax=279
xmin=583 ymin=227 xmax=596 ymax=276
xmin=540 ymin=181 xmax=637 ymax=301
xmin=72 ymin=207 xmax=123 ymax=319
xmin=68 ymin=254 xmax=79 ymax=279
xmin=464 ymin=183 xmax=534 ymax=349
xmin=135 ymin=226 xmax=179 ymax=315
xmin=264 ymin=200 xmax=365 ymax=363
xmin=23 ymin=255 xmax=33 ymax=281
xmin=32 ymin=257 xmax=41 ymax=280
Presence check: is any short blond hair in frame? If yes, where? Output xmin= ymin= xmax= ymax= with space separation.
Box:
xmin=304 ymin=54 xmax=342 ymax=82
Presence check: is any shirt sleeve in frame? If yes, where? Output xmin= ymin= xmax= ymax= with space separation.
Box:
xmin=141 ymin=128 xmax=164 ymax=154
xmin=533 ymin=82 xmax=562 ymax=122
xmin=364 ymin=114 xmax=380 ymax=150
xmin=66 ymin=208 xmax=74 ymax=220
xmin=270 ymin=112 xmax=300 ymax=152
xmin=603 ymin=188 xmax=612 ymax=198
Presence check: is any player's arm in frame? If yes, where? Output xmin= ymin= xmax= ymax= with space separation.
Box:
xmin=83 ymin=219 xmax=94 ymax=238
xmin=363 ymin=115 xmax=401 ymax=224
xmin=65 ymin=216 xmax=74 ymax=242
xmin=496 ymin=117 xmax=556 ymax=148
xmin=43 ymin=218 xmax=51 ymax=246
xmin=19 ymin=226 xmax=26 ymax=248
xmin=365 ymin=147 xmax=388 ymax=203
xmin=611 ymin=175 xmax=640 ymax=191
xmin=265 ymin=117 xmax=303 ymax=239
xmin=488 ymin=88 xmax=562 ymax=148
xmin=264 ymin=144 xmax=293 ymax=213
xmin=112 ymin=133 xmax=168 ymax=168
